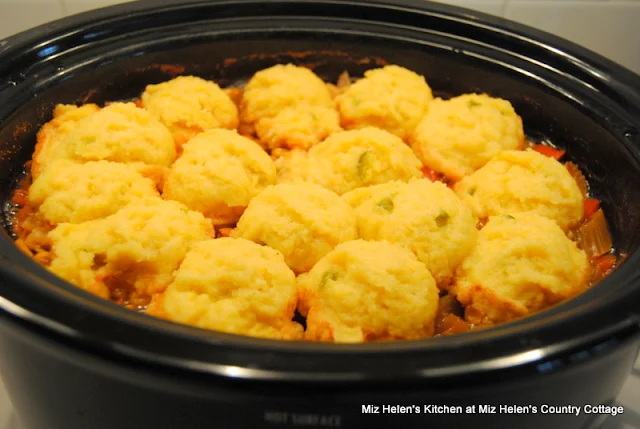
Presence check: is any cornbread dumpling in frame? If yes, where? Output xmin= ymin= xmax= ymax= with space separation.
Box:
xmin=306 ymin=127 xmax=422 ymax=195
xmin=241 ymin=64 xmax=334 ymax=125
xmin=340 ymin=182 xmax=393 ymax=209
xmin=161 ymin=238 xmax=302 ymax=340
xmin=28 ymin=160 xmax=159 ymax=224
xmin=454 ymin=149 xmax=584 ymax=230
xmin=450 ymin=212 xmax=589 ymax=325
xmin=48 ymin=197 xmax=213 ymax=302
xmin=298 ymin=240 xmax=439 ymax=342
xmin=411 ymin=93 xmax=524 ymax=180
xmin=255 ymin=105 xmax=341 ymax=150
xmin=162 ymin=129 xmax=276 ymax=225
xmin=343 ymin=179 xmax=478 ymax=287
xmin=58 ymin=102 xmax=176 ymax=167
xmin=141 ymin=76 xmax=239 ymax=146
xmin=273 ymin=149 xmax=310 ymax=184
xmin=231 ymin=183 xmax=358 ymax=273
xmin=31 ymin=103 xmax=101 ymax=178
xmin=336 ymin=65 xmax=433 ymax=140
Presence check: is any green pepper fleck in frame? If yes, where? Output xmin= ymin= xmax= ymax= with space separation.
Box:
xmin=468 ymin=100 xmax=481 ymax=108
xmin=376 ymin=197 xmax=394 ymax=213
xmin=468 ymin=186 xmax=477 ymax=196
xmin=504 ymin=214 xmax=515 ymax=220
xmin=319 ymin=270 xmax=339 ymax=289
xmin=357 ymin=150 xmax=372 ymax=181
xmin=435 ymin=210 xmax=450 ymax=227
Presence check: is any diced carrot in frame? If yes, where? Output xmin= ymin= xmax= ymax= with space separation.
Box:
xmin=439 ymin=313 xmax=471 ymax=336
xmin=593 ymin=254 xmax=616 ymax=273
xmin=33 ymin=251 xmax=51 ymax=266
xmin=14 ymin=239 xmax=32 ymax=256
xmin=583 ymin=198 xmax=600 ymax=220
xmin=532 ymin=144 xmax=566 ymax=160
xmin=421 ymin=166 xmax=441 ymax=182
xmin=133 ymin=99 xmax=143 ymax=108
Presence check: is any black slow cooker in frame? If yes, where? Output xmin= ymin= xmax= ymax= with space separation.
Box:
xmin=0 ymin=1 xmax=639 ymax=428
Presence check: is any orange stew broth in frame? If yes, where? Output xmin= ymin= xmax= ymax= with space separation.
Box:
xmin=5 ymin=87 xmax=618 ymax=337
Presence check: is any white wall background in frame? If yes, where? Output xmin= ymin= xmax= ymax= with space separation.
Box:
xmin=0 ymin=0 xmax=639 ymax=74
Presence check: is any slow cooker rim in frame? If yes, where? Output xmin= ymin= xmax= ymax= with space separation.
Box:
xmin=2 ymin=0 xmax=640 ymax=84
xmin=0 ymin=0 xmax=639 ymax=381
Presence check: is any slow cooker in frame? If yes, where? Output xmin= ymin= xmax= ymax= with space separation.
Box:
xmin=0 ymin=1 xmax=639 ymax=428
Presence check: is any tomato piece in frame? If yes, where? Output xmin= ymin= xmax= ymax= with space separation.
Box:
xmin=593 ymin=254 xmax=616 ymax=273
xmin=532 ymin=144 xmax=566 ymax=160
xmin=421 ymin=166 xmax=441 ymax=182
xmin=583 ymin=198 xmax=600 ymax=220
xmin=11 ymin=189 xmax=28 ymax=206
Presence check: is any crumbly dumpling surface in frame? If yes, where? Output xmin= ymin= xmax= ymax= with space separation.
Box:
xmin=31 ymin=103 xmax=101 ymax=178
xmin=240 ymin=64 xmax=334 ymax=125
xmin=56 ymin=102 xmax=176 ymax=167
xmin=255 ymin=105 xmax=341 ymax=150
xmin=336 ymin=65 xmax=433 ymax=140
xmin=160 ymin=238 xmax=302 ymax=340
xmin=162 ymin=129 xmax=276 ymax=225
xmin=454 ymin=149 xmax=584 ymax=230
xmin=304 ymin=127 xmax=422 ymax=195
xmin=273 ymin=149 xmax=311 ymax=185
xmin=141 ymin=76 xmax=239 ymax=146
xmin=48 ymin=197 xmax=213 ymax=300
xmin=231 ymin=183 xmax=358 ymax=274
xmin=28 ymin=160 xmax=159 ymax=224
xmin=411 ymin=93 xmax=524 ymax=180
xmin=297 ymin=240 xmax=439 ymax=342
xmin=342 ymin=179 xmax=478 ymax=288
xmin=450 ymin=212 xmax=589 ymax=325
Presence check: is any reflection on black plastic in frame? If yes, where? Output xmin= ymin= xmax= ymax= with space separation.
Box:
xmin=536 ymin=338 xmax=621 ymax=374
